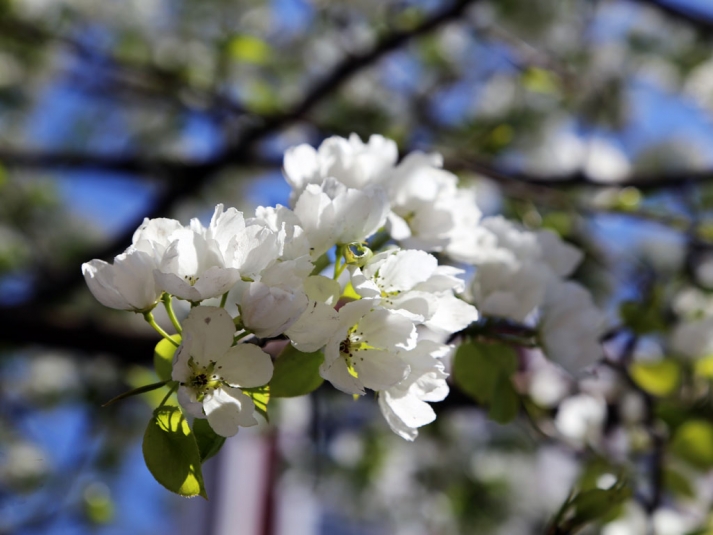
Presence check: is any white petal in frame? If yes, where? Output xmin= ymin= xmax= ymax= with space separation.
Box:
xmin=82 ymin=260 xmax=132 ymax=310
xmin=286 ymin=301 xmax=341 ymax=352
xmin=218 ymin=344 xmax=274 ymax=388
xmin=378 ymin=394 xmax=418 ymax=441
xmin=181 ymin=307 xmax=235 ymax=363
xmin=192 ymin=266 xmax=242 ymax=300
xmin=353 ymin=349 xmax=410 ymax=391
xmin=377 ymin=250 xmax=437 ymax=292
xmin=319 ymin=356 xmax=365 ymax=395
xmin=154 ymin=271 xmax=203 ymax=302
xmin=358 ymin=308 xmax=417 ymax=350
xmin=177 ymin=386 xmax=205 ymax=419
xmin=204 ymin=387 xmax=255 ymax=437
xmin=171 ymin=343 xmax=192 ymax=383
xmin=424 ymin=294 xmax=479 ymax=335
xmin=382 ymin=389 xmax=436 ymax=429
xmin=536 ymin=229 xmax=583 ymax=278
xmin=132 ymin=217 xmax=183 ymax=250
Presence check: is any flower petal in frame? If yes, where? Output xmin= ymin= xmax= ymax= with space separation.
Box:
xmin=204 ymin=387 xmax=256 ymax=437
xmin=219 ymin=344 xmax=273 ymax=388
xmin=181 ymin=307 xmax=235 ymax=363
xmin=353 ymin=349 xmax=409 ymax=391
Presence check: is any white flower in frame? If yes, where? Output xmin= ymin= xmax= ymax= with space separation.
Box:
xmin=378 ymin=340 xmax=450 ymax=441
xmin=82 ymin=241 xmax=162 ymax=311
xmin=172 ymin=307 xmax=273 ymax=437
xmin=351 ymin=249 xmax=478 ymax=334
xmin=231 ymin=280 xmax=309 ymax=339
xmin=293 ymin=178 xmax=389 ymax=258
xmin=319 ymin=300 xmax=416 ymax=395
xmin=539 ymin=280 xmax=606 ymax=372
xmin=283 ymin=134 xmax=397 ymax=203
xmin=251 ymin=205 xmax=311 ymax=260
xmin=151 ymin=205 xmax=279 ymax=302
xmin=284 ymin=276 xmax=342 ymax=352
xmin=555 ymin=393 xmax=607 ymax=447
xmin=670 ymin=317 xmax=713 ymax=360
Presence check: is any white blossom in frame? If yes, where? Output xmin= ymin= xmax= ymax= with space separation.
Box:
xmin=670 ymin=316 xmax=713 ymax=360
xmin=555 ymin=393 xmax=607 ymax=447
xmin=539 ymin=280 xmax=606 ymax=372
xmin=378 ymin=340 xmax=450 ymax=440
xmin=82 ymin=241 xmax=162 ymax=311
xmin=319 ymin=299 xmax=416 ymax=395
xmin=293 ymin=178 xmax=389 ymax=258
xmin=172 ymin=307 xmax=273 ymax=437
xmin=350 ymin=249 xmax=478 ymax=335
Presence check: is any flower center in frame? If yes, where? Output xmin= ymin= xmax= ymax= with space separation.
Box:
xmin=183 ymin=274 xmax=199 ymax=286
xmin=184 ymin=357 xmax=222 ymax=400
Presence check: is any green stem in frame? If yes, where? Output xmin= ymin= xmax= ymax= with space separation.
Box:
xmin=158 ymin=382 xmax=179 ymax=409
xmin=162 ymin=294 xmax=182 ymax=334
xmin=220 ymin=291 xmax=229 ymax=308
xmin=143 ymin=312 xmax=179 ymax=347
xmin=333 ymin=244 xmax=347 ymax=279
xmin=234 ymin=330 xmax=251 ymax=343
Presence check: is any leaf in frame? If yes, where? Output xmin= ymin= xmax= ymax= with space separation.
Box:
xmin=630 ymin=359 xmax=680 ymax=397
xmin=452 ymin=342 xmax=517 ymax=405
xmin=671 ymin=420 xmax=713 ymax=469
xmin=664 ymin=467 xmax=695 ymax=498
xmin=694 ymin=355 xmax=713 ymax=380
xmin=228 ymin=35 xmax=271 ymax=64
xmin=142 ymin=406 xmax=207 ymax=499
xmin=270 ymin=345 xmax=324 ymax=398
xmin=193 ymin=418 xmax=226 ymax=463
xmin=243 ymin=385 xmax=270 ymax=422
xmin=521 ymin=67 xmax=560 ymax=95
xmin=102 ymin=380 xmax=170 ymax=407
xmin=154 ymin=335 xmax=181 ymax=382
xmin=488 ymin=374 xmax=519 ymax=424
xmin=569 ymin=485 xmax=630 ymax=525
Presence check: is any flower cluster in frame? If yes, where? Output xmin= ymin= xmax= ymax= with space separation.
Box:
xmin=83 ymin=133 xmax=604 ymax=446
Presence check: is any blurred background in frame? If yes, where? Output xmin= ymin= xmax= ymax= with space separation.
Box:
xmin=3 ymin=0 xmax=713 ymax=534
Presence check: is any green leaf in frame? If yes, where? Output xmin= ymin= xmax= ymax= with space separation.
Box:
xmin=193 ymin=418 xmax=226 ymax=462
xmin=488 ymin=374 xmax=519 ymax=424
xmin=521 ymin=67 xmax=560 ymax=95
xmin=243 ymin=385 xmax=270 ymax=422
xmin=664 ymin=467 xmax=695 ymax=498
xmin=270 ymin=345 xmax=324 ymax=398
xmin=630 ymin=359 xmax=680 ymax=397
xmin=154 ymin=335 xmax=181 ymax=382
xmin=453 ymin=342 xmax=517 ymax=405
xmin=102 ymin=380 xmax=170 ymax=407
xmin=228 ymin=35 xmax=271 ymax=64
xmin=142 ymin=406 xmax=207 ymax=499
xmin=672 ymin=420 xmax=713 ymax=469
xmin=694 ymin=355 xmax=713 ymax=379
xmin=569 ymin=485 xmax=630 ymax=525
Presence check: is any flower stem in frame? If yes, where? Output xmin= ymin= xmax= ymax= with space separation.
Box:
xmin=162 ymin=294 xmax=182 ymax=334
xmin=220 ymin=291 xmax=229 ymax=308
xmin=234 ymin=330 xmax=251 ymax=343
xmin=333 ymin=244 xmax=347 ymax=280
xmin=143 ymin=312 xmax=180 ymax=346
xmin=158 ymin=382 xmax=179 ymax=408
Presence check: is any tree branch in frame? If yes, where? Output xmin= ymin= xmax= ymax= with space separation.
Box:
xmin=633 ymin=0 xmax=713 ymax=34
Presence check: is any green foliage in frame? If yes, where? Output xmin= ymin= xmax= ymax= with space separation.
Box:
xmin=154 ymin=335 xmax=181 ymax=382
xmin=269 ymin=345 xmax=324 ymax=398
xmin=664 ymin=466 xmax=695 ymax=499
xmin=243 ymin=385 xmax=270 ymax=422
xmin=228 ymin=35 xmax=272 ymax=64
xmin=142 ymin=406 xmax=207 ymax=499
xmin=550 ymin=482 xmax=631 ymax=533
xmin=452 ymin=342 xmax=520 ymax=424
xmin=671 ymin=420 xmax=713 ymax=469
xmin=619 ymin=293 xmax=666 ymax=335
xmin=629 ymin=359 xmax=681 ymax=397
xmin=192 ymin=418 xmax=226 ymax=463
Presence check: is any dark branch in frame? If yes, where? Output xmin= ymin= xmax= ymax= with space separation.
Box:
xmin=450 ymin=157 xmax=713 ymax=191
xmin=0 ymin=309 xmax=156 ymax=364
